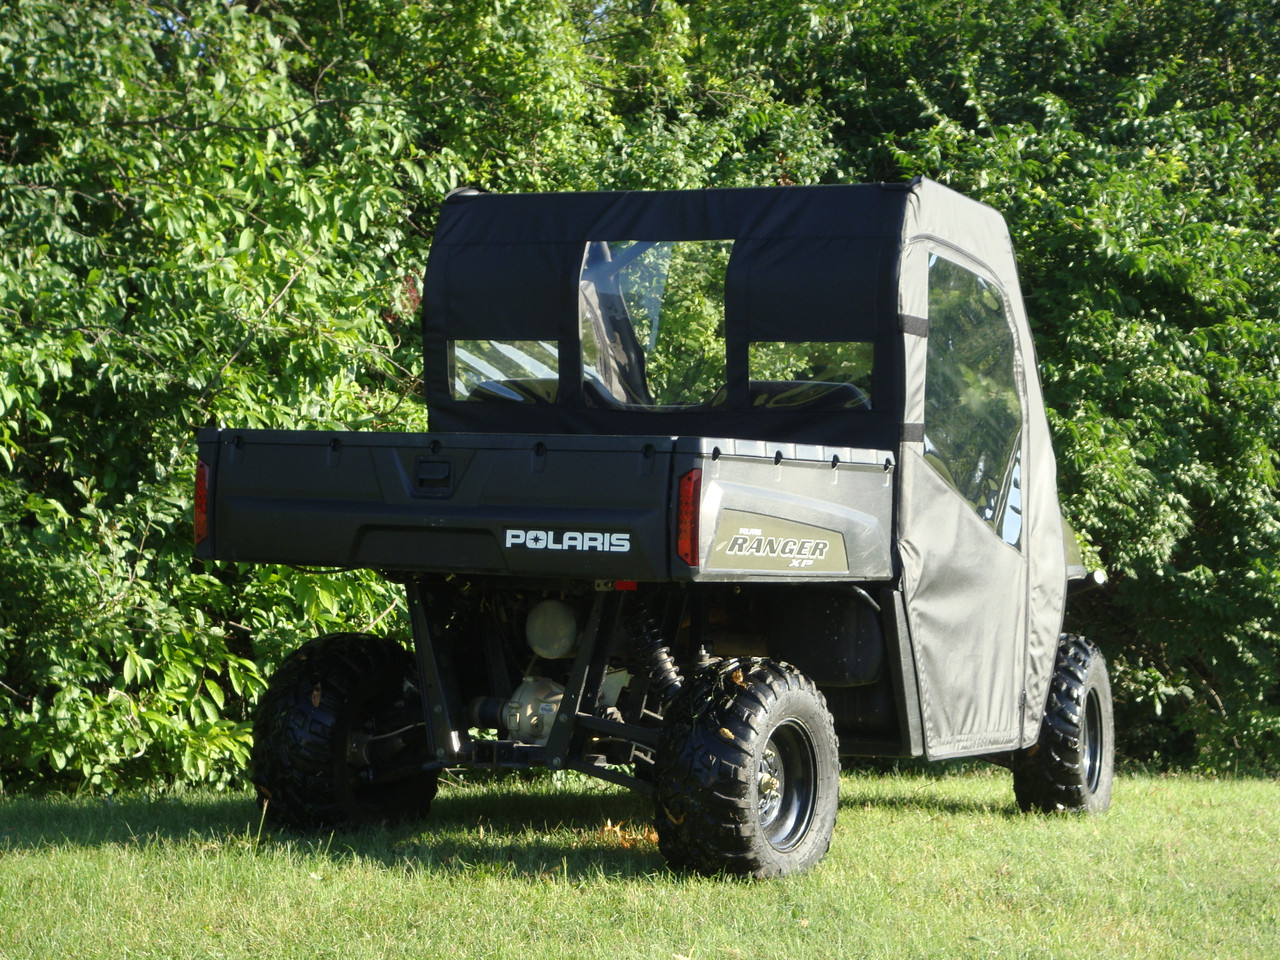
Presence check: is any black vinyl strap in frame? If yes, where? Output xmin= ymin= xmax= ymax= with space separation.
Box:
xmin=901 ymin=422 xmax=925 ymax=443
xmin=899 ymin=314 xmax=929 ymax=337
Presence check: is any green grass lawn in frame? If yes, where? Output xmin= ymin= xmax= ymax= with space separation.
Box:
xmin=1 ymin=770 xmax=1276 ymax=960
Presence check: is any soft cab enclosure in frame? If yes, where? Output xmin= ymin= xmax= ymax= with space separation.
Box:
xmin=420 ymin=178 xmax=1068 ymax=757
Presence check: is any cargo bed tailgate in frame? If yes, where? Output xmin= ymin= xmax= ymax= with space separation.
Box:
xmin=196 ymin=429 xmax=676 ymax=580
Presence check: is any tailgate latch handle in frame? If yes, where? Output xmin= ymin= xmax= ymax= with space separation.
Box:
xmin=414 ymin=457 xmax=452 ymax=496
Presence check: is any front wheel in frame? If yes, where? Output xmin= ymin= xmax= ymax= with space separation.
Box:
xmin=1013 ymin=634 xmax=1115 ymax=813
xmin=653 ymin=658 xmax=840 ymax=877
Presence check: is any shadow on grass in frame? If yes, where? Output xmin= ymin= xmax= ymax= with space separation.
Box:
xmin=0 ymin=791 xmax=264 ymax=849
xmin=0 ymin=777 xmax=666 ymax=880
xmin=838 ymin=762 xmax=1023 ymax=817
xmin=359 ymin=778 xmax=666 ymax=879
xmin=838 ymin=787 xmax=1018 ymax=817
xmin=0 ymin=770 xmax=1020 ymax=878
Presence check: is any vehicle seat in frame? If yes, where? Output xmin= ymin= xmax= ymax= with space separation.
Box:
xmin=747 ymin=380 xmax=871 ymax=411
xmin=466 ymin=378 xmax=559 ymax=403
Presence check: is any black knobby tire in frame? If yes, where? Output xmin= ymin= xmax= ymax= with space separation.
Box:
xmin=1014 ymin=634 xmax=1115 ymax=814
xmin=251 ymin=632 xmax=439 ymax=828
xmin=653 ymin=658 xmax=840 ymax=878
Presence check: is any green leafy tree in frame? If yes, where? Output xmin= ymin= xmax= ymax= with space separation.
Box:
xmin=2 ymin=0 xmax=1277 ymax=789
xmin=0 ymin=0 xmax=428 ymax=788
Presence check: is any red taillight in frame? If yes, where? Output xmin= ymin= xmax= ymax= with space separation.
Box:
xmin=676 ymin=468 xmax=701 ymax=567
xmin=194 ymin=459 xmax=209 ymax=545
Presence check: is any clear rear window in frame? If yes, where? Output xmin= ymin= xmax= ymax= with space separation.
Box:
xmin=448 ymin=240 xmax=874 ymax=412
xmin=580 ymin=240 xmax=729 ymax=407
xmin=748 ymin=341 xmax=873 ymax=409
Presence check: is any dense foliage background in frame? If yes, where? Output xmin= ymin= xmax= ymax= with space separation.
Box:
xmin=2 ymin=0 xmax=1277 ymax=790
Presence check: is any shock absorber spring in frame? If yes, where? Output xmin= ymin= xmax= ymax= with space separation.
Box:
xmin=629 ymin=600 xmax=682 ymax=706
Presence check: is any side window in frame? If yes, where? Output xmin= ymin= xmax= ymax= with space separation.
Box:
xmin=924 ymin=253 xmax=1023 ymax=548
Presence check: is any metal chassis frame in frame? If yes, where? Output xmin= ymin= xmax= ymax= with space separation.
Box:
xmin=406 ymin=578 xmax=656 ymax=794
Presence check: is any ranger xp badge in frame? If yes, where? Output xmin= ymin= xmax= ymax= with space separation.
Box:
xmin=708 ymin=510 xmax=847 ymax=573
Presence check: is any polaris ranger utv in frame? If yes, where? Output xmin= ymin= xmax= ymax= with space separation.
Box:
xmin=194 ymin=178 xmax=1114 ymax=877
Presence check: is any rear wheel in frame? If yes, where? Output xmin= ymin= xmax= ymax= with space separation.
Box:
xmin=653 ymin=658 xmax=840 ymax=877
xmin=1014 ymin=634 xmax=1115 ymax=813
xmin=252 ymin=632 xmax=438 ymax=828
